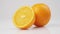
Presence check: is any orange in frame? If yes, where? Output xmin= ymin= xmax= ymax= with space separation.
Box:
xmin=32 ymin=3 xmax=51 ymax=27
xmin=13 ymin=6 xmax=35 ymax=29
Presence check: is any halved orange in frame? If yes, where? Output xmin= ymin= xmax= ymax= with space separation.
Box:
xmin=32 ymin=3 xmax=51 ymax=27
xmin=13 ymin=6 xmax=35 ymax=29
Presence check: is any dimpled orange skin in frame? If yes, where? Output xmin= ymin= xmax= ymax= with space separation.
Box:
xmin=32 ymin=3 xmax=51 ymax=27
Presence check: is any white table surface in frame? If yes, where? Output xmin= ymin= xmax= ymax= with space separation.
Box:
xmin=0 ymin=20 xmax=60 ymax=34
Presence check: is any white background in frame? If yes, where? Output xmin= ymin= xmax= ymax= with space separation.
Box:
xmin=0 ymin=0 xmax=60 ymax=34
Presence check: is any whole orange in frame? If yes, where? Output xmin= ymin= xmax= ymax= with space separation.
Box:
xmin=32 ymin=3 xmax=51 ymax=27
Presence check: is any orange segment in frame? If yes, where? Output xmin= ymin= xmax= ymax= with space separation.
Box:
xmin=13 ymin=6 xmax=35 ymax=29
xmin=32 ymin=3 xmax=51 ymax=27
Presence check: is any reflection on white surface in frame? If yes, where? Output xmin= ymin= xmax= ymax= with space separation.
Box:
xmin=14 ymin=27 xmax=50 ymax=34
xmin=0 ymin=20 xmax=60 ymax=34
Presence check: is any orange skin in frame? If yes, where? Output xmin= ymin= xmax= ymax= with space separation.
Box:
xmin=32 ymin=3 xmax=51 ymax=27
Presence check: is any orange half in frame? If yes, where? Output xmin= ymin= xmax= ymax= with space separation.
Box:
xmin=13 ymin=6 xmax=35 ymax=29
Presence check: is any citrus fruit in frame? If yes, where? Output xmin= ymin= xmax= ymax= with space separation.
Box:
xmin=13 ymin=6 xmax=35 ymax=29
xmin=32 ymin=3 xmax=51 ymax=27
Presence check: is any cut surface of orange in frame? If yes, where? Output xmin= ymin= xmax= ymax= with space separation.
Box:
xmin=32 ymin=3 xmax=51 ymax=27
xmin=13 ymin=6 xmax=35 ymax=29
